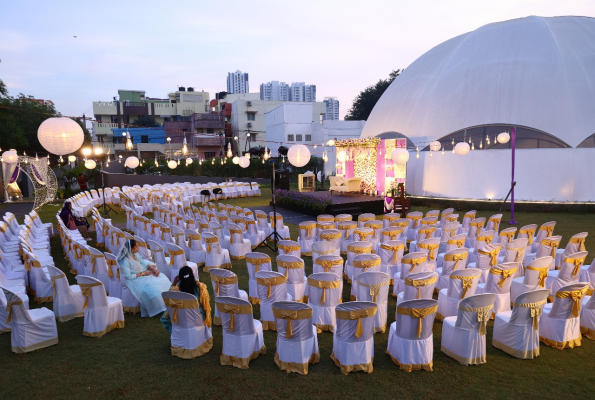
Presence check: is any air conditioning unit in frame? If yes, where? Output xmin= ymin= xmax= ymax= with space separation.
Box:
xmin=247 ymin=123 xmax=253 ymax=128
xmin=246 ymin=101 xmax=252 ymax=106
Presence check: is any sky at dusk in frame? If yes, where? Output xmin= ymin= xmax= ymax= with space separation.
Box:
xmin=1 ymin=0 xmax=594 ymax=121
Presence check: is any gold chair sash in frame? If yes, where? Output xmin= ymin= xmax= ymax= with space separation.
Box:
xmin=336 ymin=307 xmax=378 ymax=338
xmin=380 ymin=243 xmax=405 ymax=263
xmin=382 ymin=229 xmax=402 ymax=241
xmin=50 ymin=273 xmax=67 ymax=296
xmin=476 ymin=235 xmax=493 ymax=245
xmin=525 ymin=265 xmax=548 ymax=288
xmin=246 ymin=257 xmax=270 ymax=273
xmin=204 ymin=237 xmax=218 ymax=252
xmin=215 ymin=303 xmax=253 ymax=332
xmin=515 ymin=299 xmax=547 ymax=330
xmin=391 ymin=221 xmax=410 ymax=229
xmin=160 ymin=228 xmax=171 ymax=241
xmin=449 ymin=275 xmax=476 ymax=298
xmin=187 ymin=233 xmax=202 ymax=242
xmin=477 ymin=248 xmax=499 ymax=267
xmin=354 ymin=229 xmax=374 ymax=240
xmin=402 ymin=256 xmax=427 ymax=274
xmin=407 ymin=214 xmax=423 ymax=228
xmin=168 ymin=249 xmax=186 ymax=266
xmin=447 ymin=238 xmax=466 ymax=248
xmin=335 ymin=216 xmax=352 ymax=222
xmin=488 ymin=217 xmax=501 ymax=231
xmin=564 ymin=256 xmax=587 ymax=277
xmin=418 ymin=227 xmax=437 ymax=237
xmin=470 ymin=222 xmax=483 ymax=236
xmin=279 ymin=244 xmax=301 ymax=253
xmin=318 ymin=216 xmax=335 ymax=222
xmin=353 ymin=258 xmax=381 ymax=271
xmin=5 ymin=300 xmax=24 ymax=324
xmin=79 ymin=282 xmax=104 ymax=309
xmin=106 ymin=258 xmax=119 ymax=279
xmin=541 ymin=238 xmax=560 ymax=258
xmin=420 ymin=219 xmax=436 ymax=226
xmin=569 ymin=236 xmax=587 ymax=252
xmin=417 ymin=242 xmax=439 ymax=260
xmin=307 ymin=277 xmax=341 ymax=304
xmin=347 ymin=245 xmax=372 ymax=254
xmin=444 ymin=252 xmax=468 ymax=271
xmin=507 ymin=246 xmax=525 ymax=263
xmin=405 ymin=275 xmax=438 ymax=298
xmin=300 ymin=223 xmax=316 ymax=237
xmin=358 ymin=280 xmax=389 ymax=302
xmin=358 ymin=216 xmax=375 ymax=223
xmin=164 ymin=297 xmax=199 ymax=324
xmin=540 ymin=225 xmax=555 ymax=237
xmin=256 ymin=276 xmax=287 ymax=298
xmin=489 ymin=267 xmax=518 ymax=287
xmin=272 ymin=308 xmax=313 ymax=339
xmin=210 ymin=275 xmax=238 ymax=295
xmin=396 ymin=304 xmax=438 ymax=338
xmin=315 ymin=258 xmax=343 ymax=272
xmin=445 ymin=215 xmax=458 ymax=222
xmin=229 ymin=228 xmax=243 ymax=245
xmin=459 ymin=305 xmax=493 ymax=335
xmin=519 ymin=228 xmax=536 ymax=244
xmin=443 ymin=228 xmax=458 ymax=237
xmin=338 ymin=224 xmax=357 ymax=237
xmin=320 ymin=232 xmax=341 ymax=241
xmin=383 ymin=215 xmax=399 ymax=221
xmin=555 ymin=287 xmax=588 ymax=317
xmin=150 ymin=223 xmax=160 ymax=236
xmin=102 ymin=224 xmax=109 ymax=238
xmin=277 ymin=260 xmax=304 ymax=278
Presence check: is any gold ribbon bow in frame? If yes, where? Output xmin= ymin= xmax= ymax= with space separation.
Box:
xmin=167 ymin=298 xmax=189 ymax=324
xmin=477 ymin=235 xmax=493 ymax=245
xmin=210 ymin=275 xmax=238 ymax=295
xmin=450 ymin=275 xmax=475 ymax=298
xmin=256 ymin=276 xmax=286 ymax=298
xmin=359 ymin=281 xmax=389 ymax=302
xmin=168 ymin=249 xmax=185 ymax=266
xmin=353 ymin=258 xmax=381 ymax=272
xmin=477 ymin=248 xmax=499 ymax=266
xmin=515 ymin=300 xmax=546 ymax=330
xmin=277 ymin=260 xmax=303 ymax=278
xmin=382 ymin=230 xmax=402 ymax=241
xmin=348 ymin=245 xmax=371 ymax=254
xmin=229 ymin=229 xmax=243 ymax=245
xmin=525 ymin=265 xmax=548 ymax=288
xmin=447 ymin=238 xmax=466 ymax=248
xmin=541 ymin=238 xmax=560 ymax=258
xmin=102 ymin=224 xmax=109 ymax=238
xmin=106 ymin=259 xmax=119 ymax=279
xmin=320 ymin=232 xmax=341 ymax=241
xmin=564 ymin=256 xmax=586 ymax=277
xmin=470 ymin=222 xmax=483 ymax=236
xmin=569 ymin=236 xmax=587 ymax=252
xmin=396 ymin=304 xmax=438 ymax=338
xmin=308 ymin=278 xmax=341 ymax=304
xmin=405 ymin=275 xmax=438 ymax=298
xmin=402 ymin=257 xmax=426 ymax=274
xmin=555 ymin=287 xmax=587 ymax=317
xmin=318 ymin=216 xmax=334 ymax=222
xmin=216 ymin=303 xmax=252 ymax=332
xmin=489 ymin=267 xmax=518 ymax=287
xmin=354 ymin=230 xmax=374 ymax=240
xmin=519 ymin=228 xmax=536 ymax=245
xmin=5 ymin=300 xmax=24 ymax=324
xmin=204 ymin=237 xmax=218 ymax=252
xmin=79 ymin=282 xmax=103 ymax=309
xmin=300 ymin=223 xmax=316 ymax=237
xmin=247 ymin=257 xmax=269 ymax=273
xmin=418 ymin=242 xmax=439 ymax=260
xmin=489 ymin=218 xmax=500 ymax=231
xmin=445 ymin=253 xmax=467 ymax=271
xmin=279 ymin=244 xmax=301 ymax=253
xmin=506 ymin=246 xmax=525 ymax=263
xmin=380 ymin=243 xmax=404 ymax=264
xmin=540 ymin=225 xmax=555 ymax=237
xmin=336 ymin=307 xmax=377 ymax=338
xmin=407 ymin=214 xmax=423 ymax=228
xmin=272 ymin=308 xmax=313 ymax=339
xmin=316 ymin=258 xmax=342 ymax=272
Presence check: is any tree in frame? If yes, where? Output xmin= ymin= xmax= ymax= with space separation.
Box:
xmin=344 ymin=69 xmax=403 ymax=121
xmin=132 ymin=115 xmax=161 ymax=127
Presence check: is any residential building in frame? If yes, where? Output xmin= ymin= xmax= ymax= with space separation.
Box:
xmin=289 ymin=82 xmax=316 ymax=102
xmin=227 ymin=70 xmax=249 ymax=94
xmin=323 ymin=97 xmax=340 ymax=120
xmin=260 ymin=81 xmax=290 ymax=101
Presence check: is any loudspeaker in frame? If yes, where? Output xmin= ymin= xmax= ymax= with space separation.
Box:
xmin=275 ymin=169 xmax=290 ymax=191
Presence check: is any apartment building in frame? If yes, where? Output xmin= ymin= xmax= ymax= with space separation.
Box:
xmin=323 ymin=97 xmax=340 ymax=120
xmin=227 ymin=70 xmax=249 ymax=94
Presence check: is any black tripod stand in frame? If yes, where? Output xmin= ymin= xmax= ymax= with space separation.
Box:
xmin=256 ymin=162 xmax=283 ymax=252
xmin=98 ymin=167 xmax=115 ymax=218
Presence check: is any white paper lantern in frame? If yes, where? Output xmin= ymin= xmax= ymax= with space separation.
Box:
xmin=168 ymin=160 xmax=177 ymax=169
xmin=125 ymin=156 xmax=140 ymax=169
xmin=455 ymin=142 xmax=470 ymax=155
xmin=429 ymin=141 xmax=441 ymax=151
xmin=232 ymin=156 xmax=240 ymax=165
xmin=391 ymin=148 xmax=410 ymax=165
xmin=68 ymin=155 xmax=76 ymax=163
xmin=497 ymin=132 xmax=511 ymax=144
xmin=37 ymin=117 xmax=84 ymax=155
xmin=287 ymin=144 xmax=311 ymax=167
xmin=337 ymin=150 xmax=347 ymax=162
xmin=239 ymin=155 xmax=250 ymax=168
xmin=84 ymin=160 xmax=96 ymax=169
xmin=186 ymin=157 xmax=193 ymax=165
xmin=2 ymin=150 xmax=18 ymax=164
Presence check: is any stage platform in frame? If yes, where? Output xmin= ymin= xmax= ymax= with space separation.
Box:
xmin=307 ymin=191 xmax=385 ymax=216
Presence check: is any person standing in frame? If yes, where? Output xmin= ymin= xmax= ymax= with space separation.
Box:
xmin=78 ymin=174 xmax=88 ymax=191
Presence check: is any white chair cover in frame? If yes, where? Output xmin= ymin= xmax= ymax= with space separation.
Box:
xmin=307 ymin=272 xmax=342 ymax=333
xmin=580 ymin=292 xmax=595 ymax=340
xmin=203 ymin=233 xmax=232 ymax=272
xmin=555 ymin=232 xmax=587 ymax=268
xmin=396 ymin=271 xmax=438 ymax=306
xmin=75 ymin=275 xmax=124 ymax=337
xmin=510 ymin=256 xmax=552 ymax=303
xmin=546 ymin=251 xmax=586 ymax=300
xmin=277 ymin=254 xmax=307 ymax=302
xmin=344 ymin=241 xmax=372 ymax=284
xmin=298 ymin=221 xmax=317 ymax=257
xmin=47 ymin=265 xmax=84 ymax=322
xmin=256 ymin=270 xmax=290 ymax=330
xmin=436 ymin=248 xmax=470 ymax=290
xmin=185 ymin=229 xmax=206 ymax=267
xmin=393 ymin=252 xmax=429 ymax=295
xmin=436 ymin=268 xmax=481 ymax=321
xmin=166 ymin=242 xmax=199 ymax=282
xmin=377 ymin=240 xmax=405 ymax=286
xmin=228 ymin=223 xmax=252 ymax=260
xmin=356 ymin=271 xmax=390 ymax=333
xmin=476 ymin=262 xmax=519 ymax=317
xmin=539 ymin=283 xmax=588 ymax=349
xmin=209 ymin=268 xmax=249 ymax=325
xmin=278 ymin=240 xmax=301 ymax=258
xmin=311 ymin=241 xmax=340 ymax=266
xmin=245 ymin=252 xmax=272 ymax=304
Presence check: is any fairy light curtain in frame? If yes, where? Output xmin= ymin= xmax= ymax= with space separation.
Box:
xmin=2 ymin=156 xmax=58 ymax=210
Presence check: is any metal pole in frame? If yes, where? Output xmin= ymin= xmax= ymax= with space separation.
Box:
xmin=509 ymin=127 xmax=517 ymax=224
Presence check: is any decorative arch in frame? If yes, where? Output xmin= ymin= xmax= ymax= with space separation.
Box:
xmin=375 ymin=131 xmax=416 ymax=149
xmin=2 ymin=157 xmax=58 ymax=211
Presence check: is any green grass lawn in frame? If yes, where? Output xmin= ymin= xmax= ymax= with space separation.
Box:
xmin=1 ymin=201 xmax=595 ymax=398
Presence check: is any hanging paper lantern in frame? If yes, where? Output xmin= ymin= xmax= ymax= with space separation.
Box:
xmin=429 ymin=141 xmax=441 ymax=151
xmin=287 ymin=144 xmax=311 ymax=167
xmin=186 ymin=157 xmax=193 ymax=165
xmin=455 ymin=142 xmax=470 ymax=155
xmin=125 ymin=156 xmax=140 ymax=169
xmin=239 ymin=155 xmax=250 ymax=168
xmin=497 ymin=132 xmax=511 ymax=144
xmin=232 ymin=156 xmax=240 ymax=165
xmin=37 ymin=117 xmax=84 ymax=155
xmin=84 ymin=160 xmax=97 ymax=169
xmin=2 ymin=150 xmax=19 ymax=164
xmin=391 ymin=148 xmax=410 ymax=165
xmin=337 ymin=150 xmax=347 ymax=162
xmin=68 ymin=155 xmax=76 ymax=163
xmin=168 ymin=160 xmax=177 ymax=169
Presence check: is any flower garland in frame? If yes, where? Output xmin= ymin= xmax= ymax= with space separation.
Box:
xmin=335 ymin=137 xmax=380 ymax=148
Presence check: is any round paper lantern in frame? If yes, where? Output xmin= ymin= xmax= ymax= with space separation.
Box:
xmin=391 ymin=148 xmax=410 ymax=165
xmin=186 ymin=157 xmax=193 ymax=165
xmin=125 ymin=156 xmax=140 ymax=169
xmin=337 ymin=150 xmax=347 ymax=162
xmin=232 ymin=156 xmax=240 ymax=165
xmin=497 ymin=132 xmax=511 ymax=144
xmin=455 ymin=142 xmax=470 ymax=155
xmin=239 ymin=155 xmax=250 ymax=168
xmin=84 ymin=160 xmax=96 ymax=169
xmin=2 ymin=150 xmax=18 ymax=164
xmin=37 ymin=117 xmax=84 ymax=155
xmin=287 ymin=144 xmax=311 ymax=167
xmin=429 ymin=141 xmax=441 ymax=151
xmin=168 ymin=160 xmax=177 ymax=169
xmin=327 ymin=139 xmax=336 ymax=146
xmin=67 ymin=155 xmax=76 ymax=163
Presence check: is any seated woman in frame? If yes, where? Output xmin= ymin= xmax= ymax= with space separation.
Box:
xmin=161 ymin=266 xmax=212 ymax=333
xmin=60 ymin=201 xmax=90 ymax=240
xmin=118 ymin=239 xmax=172 ymax=317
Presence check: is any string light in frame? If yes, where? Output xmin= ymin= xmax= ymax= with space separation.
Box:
xmin=416 ymin=152 xmax=420 ymax=159
xmin=226 ymin=142 xmax=232 ymax=158
xmin=182 ymin=136 xmax=188 ymax=156
xmin=429 ymin=150 xmax=433 ymax=157
xmin=471 ymin=142 xmax=475 ymax=150
xmin=452 ymin=146 xmax=455 ymax=154
xmin=35 ymin=153 xmax=39 ymax=161
xmin=441 ymin=148 xmax=445 ymax=156
xmin=125 ymin=131 xmax=133 ymax=151
xmin=155 ymin=158 xmax=158 ymax=167
xmin=451 ymin=139 xmax=455 ymax=146
xmin=486 ymin=134 xmax=490 ymax=145
xmin=479 ymin=141 xmax=483 ymax=149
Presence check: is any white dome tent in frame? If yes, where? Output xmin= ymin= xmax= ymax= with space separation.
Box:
xmin=361 ymin=16 xmax=595 ymax=202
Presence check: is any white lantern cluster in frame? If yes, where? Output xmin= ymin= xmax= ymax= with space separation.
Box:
xmin=287 ymin=144 xmax=311 ymax=167
xmin=239 ymin=155 xmax=250 ymax=168
xmin=37 ymin=117 xmax=84 ymax=155
xmin=391 ymin=148 xmax=409 ymax=165
xmin=168 ymin=160 xmax=177 ymax=169
xmin=84 ymin=160 xmax=97 ymax=169
xmin=125 ymin=156 xmax=140 ymax=169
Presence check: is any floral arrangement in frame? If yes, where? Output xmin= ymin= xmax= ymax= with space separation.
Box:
xmin=274 ymin=190 xmax=332 ymax=212
xmin=335 ymin=137 xmax=381 ymax=148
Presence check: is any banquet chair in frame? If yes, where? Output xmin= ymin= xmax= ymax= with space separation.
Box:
xmin=461 ymin=210 xmax=477 ymax=232
xmin=209 ymin=268 xmax=249 ymax=325
xmin=311 ymin=241 xmax=340 ymax=265
xmin=364 ymin=220 xmax=383 ymax=247
xmin=436 ymin=268 xmax=481 ymax=321
xmin=441 ymin=293 xmax=496 ymax=365
xmin=517 ymin=224 xmax=538 ymax=254
xmin=1 ymin=288 xmax=58 ymax=353
xmin=0 ymin=277 xmax=30 ymax=333
xmin=162 ymin=291 xmax=213 ymax=359
xmin=391 ymin=219 xmax=411 ymax=241
xmin=216 ymin=296 xmax=265 ymax=369
xmin=166 ymin=242 xmax=199 ymax=281
xmin=298 ymin=221 xmax=317 ymax=256
xmin=358 ymin=213 xmax=376 ymax=228
xmin=436 ymin=232 xmax=467 ymax=269
xmin=356 ymin=271 xmax=390 ymax=333
xmin=351 ymin=254 xmax=382 ymax=301
xmin=354 ymin=227 xmax=377 ymax=253
xmin=255 ymin=211 xmax=269 ymax=233
xmin=476 ymin=262 xmax=518 ymax=317
xmin=203 ymin=233 xmax=232 ymax=272
xmin=525 ymin=236 xmax=561 ymax=270
xmin=210 ymin=222 xmax=229 ymax=250
xmin=23 ymin=251 xmax=53 ymax=304
xmin=416 ymin=237 xmax=440 ymax=270
xmin=387 ymin=298 xmax=438 ymax=372
xmin=580 ymin=294 xmax=595 ymax=340
xmin=307 ymin=272 xmax=342 ymax=332
xmin=492 ymin=289 xmax=549 ymax=359
xmin=47 ymin=265 xmax=84 ymax=322
xmin=82 ymin=246 xmax=110 ymax=292
xmin=272 ymin=301 xmax=320 ymax=375
xmin=532 ymin=221 xmax=556 ymax=252
xmin=268 ymin=213 xmax=291 ymax=240
xmin=408 ymin=225 xmax=437 ymax=253
xmin=245 ymin=252 xmax=272 ymax=304
xmin=555 ymin=232 xmax=588 ymax=269
xmin=171 ymin=225 xmax=187 ymax=248
xmin=546 ymin=251 xmax=587 ymax=301
xmin=465 ymin=217 xmax=486 ymax=249
xmin=75 ymin=275 xmax=124 ymax=338
xmin=317 ymin=214 xmax=335 ymax=227
xmin=104 ymin=252 xmax=122 ymax=300
xmin=147 ymin=240 xmax=172 ymax=280
xmin=198 ymin=219 xmax=211 ymax=236
xmin=337 ymin=221 xmax=358 ymax=255
xmin=501 ymin=238 xmax=529 ymax=277
xmin=436 ymin=248 xmax=470 ymax=290
xmin=396 ymin=271 xmax=438 ymax=305
xmin=255 ymin=270 xmax=291 ymax=330
xmin=278 ymin=240 xmax=301 ymax=258
xmin=486 ymin=214 xmax=502 ymax=232
xmin=394 ymin=252 xmax=429 ymax=295
xmin=466 ymin=243 xmax=501 ymax=283
xmin=245 ymin=219 xmax=265 ymax=250
xmin=227 ymin=223 xmax=252 ymax=260
xmin=497 ymin=227 xmax=517 ymax=250
xmin=383 ymin=213 xmax=400 ymax=229
xmin=579 ymin=258 xmax=595 ymax=295
xmin=313 ymin=254 xmax=344 ymax=284
xmin=510 ymin=256 xmax=552 ymax=302
xmin=438 ymin=208 xmax=455 ymax=228
xmin=335 ymin=213 xmax=353 ymax=223
xmin=539 ymin=283 xmax=589 ymax=349
xmin=277 ymin=255 xmax=307 ymax=302
xmin=185 ymin=230 xmax=206 ymax=267
xmin=331 ymin=301 xmax=378 ymax=375
xmin=344 ymin=241 xmax=373 ymax=284
xmin=377 ymin=240 xmax=405 ymax=285
xmin=251 ymin=182 xmax=261 ymax=197
xmin=469 ymin=230 xmax=497 ymax=264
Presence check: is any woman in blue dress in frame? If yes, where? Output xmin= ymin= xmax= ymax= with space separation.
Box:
xmin=117 ymin=239 xmax=171 ymax=317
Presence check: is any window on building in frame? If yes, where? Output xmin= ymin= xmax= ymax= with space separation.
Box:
xmin=288 ymin=134 xmax=295 ymax=141
xmin=141 ymin=135 xmax=149 ymax=143
xmin=126 ymin=115 xmax=130 ymax=123
xmin=296 ymin=134 xmax=303 ymax=141
xmin=95 ymin=115 xmax=102 ymax=122
xmin=97 ymin=136 xmax=104 ymax=143
xmin=110 ymin=115 xmax=119 ymax=123
xmin=204 ymin=152 xmax=216 ymax=159
xmin=305 ymin=134 xmax=312 ymax=141
xmin=207 ymin=128 xmax=214 ymax=133
xmin=247 ymin=113 xmax=255 ymax=121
